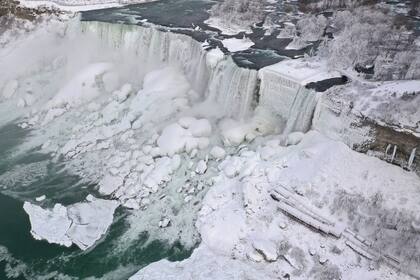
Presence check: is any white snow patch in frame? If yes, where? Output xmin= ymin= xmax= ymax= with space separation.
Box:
xmin=221 ymin=37 xmax=254 ymax=52
xmin=261 ymin=59 xmax=342 ymax=85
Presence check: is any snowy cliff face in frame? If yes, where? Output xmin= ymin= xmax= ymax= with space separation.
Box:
xmin=312 ymin=82 xmax=420 ymax=174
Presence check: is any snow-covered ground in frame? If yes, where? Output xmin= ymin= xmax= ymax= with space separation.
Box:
xmin=260 ymin=59 xmax=343 ymax=85
xmin=0 ymin=12 xmax=419 ymax=280
xmin=18 ymin=0 xmax=157 ymax=12
xmin=350 ymin=80 xmax=420 ymax=134
xmin=132 ymin=130 xmax=420 ymax=279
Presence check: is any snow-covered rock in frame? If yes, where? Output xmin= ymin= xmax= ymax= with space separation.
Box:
xmin=195 ymin=160 xmax=207 ymax=175
xmin=158 ymin=218 xmax=171 ymax=228
xmin=251 ymin=239 xmax=278 ymax=262
xmin=210 ymin=146 xmax=226 ymax=160
xmin=112 ymin=83 xmax=132 ymax=103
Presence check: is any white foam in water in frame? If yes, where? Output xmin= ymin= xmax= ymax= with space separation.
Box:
xmin=0 ymin=160 xmax=49 ymax=190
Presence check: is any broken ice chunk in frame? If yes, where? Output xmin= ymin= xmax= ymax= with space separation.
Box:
xmin=23 ymin=202 xmax=72 ymax=247
xmin=23 ymin=197 xmax=119 ymax=250
xmin=158 ymin=218 xmax=171 ymax=228
xmin=99 ymin=174 xmax=124 ymax=195
xmin=195 ymin=160 xmax=207 ymax=174
xmin=66 ymin=198 xmax=119 ymax=250
xmin=35 ymin=195 xmax=46 ymax=202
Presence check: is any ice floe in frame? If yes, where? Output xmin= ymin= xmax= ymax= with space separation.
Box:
xmin=24 ymin=196 xmax=119 ymax=250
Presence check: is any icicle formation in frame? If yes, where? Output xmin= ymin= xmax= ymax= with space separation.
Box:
xmin=408 ymin=148 xmax=416 ymax=169
xmin=283 ymin=87 xmax=320 ymax=135
xmin=80 ymin=21 xmax=258 ymax=120
xmin=391 ymin=145 xmax=397 ymax=163
xmin=385 ymin=144 xmax=392 ymax=157
xmin=256 ymin=68 xmax=319 ymax=134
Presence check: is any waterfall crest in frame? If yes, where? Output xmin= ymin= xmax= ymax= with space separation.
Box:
xmin=81 ymin=21 xmax=321 ymax=131
xmin=81 ymin=21 xmax=259 ymax=120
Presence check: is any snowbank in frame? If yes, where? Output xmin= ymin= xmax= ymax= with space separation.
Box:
xmin=260 ymin=59 xmax=342 ymax=85
xmin=353 ymin=80 xmax=420 ymax=132
xmin=132 ymin=131 xmax=420 ymax=279
xmin=157 ymin=118 xmax=212 ymax=156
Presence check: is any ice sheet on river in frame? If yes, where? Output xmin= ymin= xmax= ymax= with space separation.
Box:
xmin=23 ymin=195 xmax=119 ymax=250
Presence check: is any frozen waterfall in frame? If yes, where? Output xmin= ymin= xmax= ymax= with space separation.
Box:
xmin=80 ymin=21 xmax=259 ymax=120
xmin=256 ymin=65 xmax=320 ymax=134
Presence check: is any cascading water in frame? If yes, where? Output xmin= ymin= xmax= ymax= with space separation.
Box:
xmin=80 ymin=21 xmax=322 ymax=129
xmin=80 ymin=21 xmax=211 ymax=94
xmin=80 ymin=21 xmax=258 ymax=120
xmin=205 ymin=57 xmax=258 ymax=120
